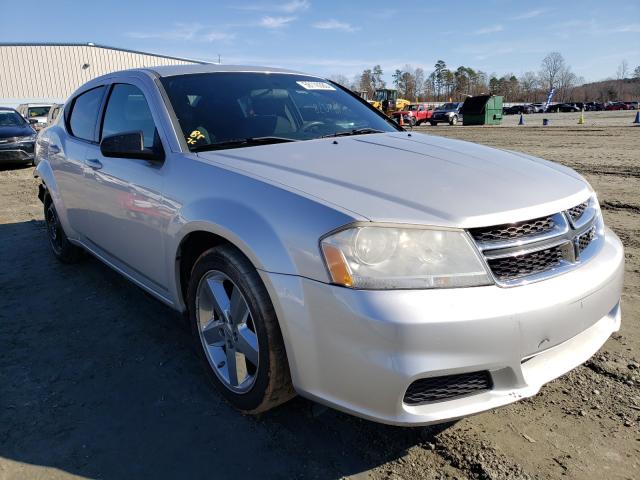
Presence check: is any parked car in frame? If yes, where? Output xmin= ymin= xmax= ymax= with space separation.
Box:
xmin=531 ymin=103 xmax=546 ymax=113
xmin=0 ymin=107 xmax=37 ymax=164
xmin=35 ymin=65 xmax=623 ymax=426
xmin=584 ymin=102 xmax=604 ymax=111
xmin=16 ymin=103 xmax=53 ymax=129
xmin=503 ymin=105 xmax=534 ymax=115
xmin=391 ymin=103 xmax=433 ymax=126
xmin=46 ymin=103 xmax=65 ymax=125
xmin=429 ymin=102 xmax=463 ymax=125
xmin=624 ymin=101 xmax=638 ymax=110
xmin=604 ymin=102 xmax=630 ymax=111
xmin=546 ymin=103 xmax=580 ymax=113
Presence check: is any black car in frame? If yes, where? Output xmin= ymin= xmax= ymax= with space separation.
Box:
xmin=546 ymin=103 xmax=581 ymax=113
xmin=584 ymin=102 xmax=604 ymax=111
xmin=429 ymin=102 xmax=463 ymax=125
xmin=0 ymin=107 xmax=37 ymax=165
xmin=503 ymin=104 xmax=534 ymax=115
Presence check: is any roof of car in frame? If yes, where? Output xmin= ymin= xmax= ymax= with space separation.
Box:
xmin=0 ymin=107 xmax=18 ymax=111
xmin=143 ymin=64 xmax=314 ymax=78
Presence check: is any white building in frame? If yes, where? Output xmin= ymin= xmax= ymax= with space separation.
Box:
xmin=0 ymin=43 xmax=205 ymax=107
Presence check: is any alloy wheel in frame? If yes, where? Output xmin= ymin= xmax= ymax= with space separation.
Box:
xmin=196 ymin=270 xmax=260 ymax=393
xmin=45 ymin=203 xmax=63 ymax=255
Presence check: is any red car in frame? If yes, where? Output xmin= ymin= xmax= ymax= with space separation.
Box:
xmin=392 ymin=103 xmax=433 ymax=126
xmin=604 ymin=102 xmax=631 ymax=111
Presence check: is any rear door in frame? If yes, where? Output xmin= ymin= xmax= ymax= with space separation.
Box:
xmin=82 ymin=80 xmax=169 ymax=290
xmin=54 ymin=86 xmax=106 ymax=239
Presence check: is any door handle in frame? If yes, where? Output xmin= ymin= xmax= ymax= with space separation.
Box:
xmin=85 ymin=158 xmax=103 ymax=170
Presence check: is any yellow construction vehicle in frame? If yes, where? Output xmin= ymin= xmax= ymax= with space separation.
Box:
xmin=371 ymin=89 xmax=410 ymax=114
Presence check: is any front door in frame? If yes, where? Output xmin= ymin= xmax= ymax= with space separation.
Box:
xmin=83 ymin=82 xmax=169 ymax=290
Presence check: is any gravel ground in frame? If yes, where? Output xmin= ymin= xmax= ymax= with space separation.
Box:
xmin=0 ymin=110 xmax=638 ymax=480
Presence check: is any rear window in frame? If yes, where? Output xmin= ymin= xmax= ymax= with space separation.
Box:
xmin=68 ymin=87 xmax=105 ymax=141
xmin=28 ymin=106 xmax=50 ymax=117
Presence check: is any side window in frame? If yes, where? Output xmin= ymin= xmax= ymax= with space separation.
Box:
xmin=68 ymin=86 xmax=105 ymax=141
xmin=101 ymin=84 xmax=157 ymax=149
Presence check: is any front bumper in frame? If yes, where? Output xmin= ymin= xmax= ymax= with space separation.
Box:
xmin=262 ymin=227 xmax=624 ymax=425
xmin=0 ymin=141 xmax=35 ymax=162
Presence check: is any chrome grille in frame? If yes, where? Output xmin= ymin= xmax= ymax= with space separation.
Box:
xmin=469 ymin=215 xmax=555 ymax=243
xmin=404 ymin=371 xmax=492 ymax=405
xmin=577 ymin=226 xmax=596 ymax=254
xmin=471 ymin=197 xmax=602 ymax=286
xmin=567 ymin=201 xmax=588 ymax=223
xmin=488 ymin=246 xmax=564 ymax=281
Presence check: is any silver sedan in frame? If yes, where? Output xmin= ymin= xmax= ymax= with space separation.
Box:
xmin=34 ymin=65 xmax=624 ymax=425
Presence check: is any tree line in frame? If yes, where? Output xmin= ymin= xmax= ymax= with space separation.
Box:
xmin=328 ymin=52 xmax=640 ymax=103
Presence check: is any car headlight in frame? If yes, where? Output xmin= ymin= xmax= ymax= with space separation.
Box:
xmin=320 ymin=225 xmax=493 ymax=289
xmin=16 ymin=135 xmax=36 ymax=142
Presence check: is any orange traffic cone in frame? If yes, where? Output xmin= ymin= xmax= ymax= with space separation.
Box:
xmin=398 ymin=114 xmax=404 ymax=127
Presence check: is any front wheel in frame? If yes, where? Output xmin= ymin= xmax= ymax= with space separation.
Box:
xmin=430 ymin=121 xmax=437 ymax=126
xmin=187 ymin=245 xmax=295 ymax=413
xmin=449 ymin=115 xmax=458 ymax=126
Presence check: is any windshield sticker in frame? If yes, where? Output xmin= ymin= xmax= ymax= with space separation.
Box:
xmin=187 ymin=129 xmax=206 ymax=146
xmin=296 ymin=81 xmax=336 ymax=91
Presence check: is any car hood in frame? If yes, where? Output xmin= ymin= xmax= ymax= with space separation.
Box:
xmin=0 ymin=124 xmax=34 ymax=139
xmin=198 ymin=132 xmax=590 ymax=228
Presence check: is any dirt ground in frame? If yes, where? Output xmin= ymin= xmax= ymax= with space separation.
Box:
xmin=0 ymin=110 xmax=638 ymax=480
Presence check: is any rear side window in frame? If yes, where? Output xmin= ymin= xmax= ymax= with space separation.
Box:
xmin=68 ymin=86 xmax=105 ymax=141
xmin=101 ymin=84 xmax=157 ymax=149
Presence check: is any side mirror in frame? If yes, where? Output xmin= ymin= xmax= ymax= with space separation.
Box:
xmin=29 ymin=118 xmax=38 ymax=125
xmin=100 ymin=131 xmax=163 ymax=161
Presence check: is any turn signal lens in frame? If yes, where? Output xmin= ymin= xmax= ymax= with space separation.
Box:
xmin=321 ymin=243 xmax=353 ymax=287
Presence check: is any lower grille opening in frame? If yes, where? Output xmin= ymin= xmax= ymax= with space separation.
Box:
xmin=404 ymin=371 xmax=493 ymax=406
xmin=488 ymin=245 xmax=564 ymax=282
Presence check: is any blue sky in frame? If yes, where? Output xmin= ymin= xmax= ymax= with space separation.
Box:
xmin=2 ymin=0 xmax=639 ymax=83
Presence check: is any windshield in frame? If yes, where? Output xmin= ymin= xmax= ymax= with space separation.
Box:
xmin=0 ymin=111 xmax=27 ymax=127
xmin=161 ymin=73 xmax=398 ymax=151
xmin=406 ymin=105 xmax=419 ymax=111
xmin=28 ymin=106 xmax=51 ymax=117
xmin=436 ymin=103 xmax=459 ymax=111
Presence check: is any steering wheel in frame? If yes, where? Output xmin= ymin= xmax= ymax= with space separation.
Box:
xmin=300 ymin=121 xmax=326 ymax=132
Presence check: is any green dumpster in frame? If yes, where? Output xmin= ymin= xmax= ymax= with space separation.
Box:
xmin=460 ymin=95 xmax=503 ymax=125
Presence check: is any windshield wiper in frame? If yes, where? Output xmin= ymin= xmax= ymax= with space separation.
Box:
xmin=192 ymin=136 xmax=298 ymax=152
xmin=321 ymin=128 xmax=384 ymax=138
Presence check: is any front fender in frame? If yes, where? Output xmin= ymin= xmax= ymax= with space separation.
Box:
xmin=173 ymin=198 xmax=294 ymax=274
xmin=163 ymin=165 xmax=359 ymax=311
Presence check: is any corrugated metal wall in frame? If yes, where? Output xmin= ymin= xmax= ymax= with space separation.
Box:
xmin=0 ymin=44 xmax=201 ymax=103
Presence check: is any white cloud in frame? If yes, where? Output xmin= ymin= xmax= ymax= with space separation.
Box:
xmin=312 ymin=19 xmax=359 ymax=32
xmin=473 ymin=24 xmax=504 ymax=35
xmin=511 ymin=9 xmax=549 ymax=20
xmin=259 ymin=16 xmax=297 ymax=28
xmin=233 ymin=0 xmax=310 ymax=13
xmin=127 ymin=24 xmax=235 ymax=42
xmin=614 ymin=24 xmax=640 ymax=33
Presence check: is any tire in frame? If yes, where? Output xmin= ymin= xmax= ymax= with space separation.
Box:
xmin=409 ymin=117 xmax=416 ymax=127
xmin=44 ymin=195 xmax=84 ymax=263
xmin=449 ymin=115 xmax=458 ymax=126
xmin=187 ymin=245 xmax=295 ymax=413
xmin=430 ymin=121 xmax=437 ymax=126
